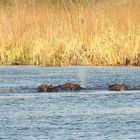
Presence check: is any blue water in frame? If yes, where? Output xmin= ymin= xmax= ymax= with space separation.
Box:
xmin=0 ymin=66 xmax=140 ymax=140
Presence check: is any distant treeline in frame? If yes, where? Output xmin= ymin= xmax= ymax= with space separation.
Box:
xmin=1 ymin=0 xmax=140 ymax=7
xmin=0 ymin=0 xmax=92 ymax=6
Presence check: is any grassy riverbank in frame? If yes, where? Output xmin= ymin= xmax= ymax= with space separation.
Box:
xmin=0 ymin=0 xmax=140 ymax=66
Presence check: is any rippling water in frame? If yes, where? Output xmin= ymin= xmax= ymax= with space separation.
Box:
xmin=0 ymin=66 xmax=140 ymax=140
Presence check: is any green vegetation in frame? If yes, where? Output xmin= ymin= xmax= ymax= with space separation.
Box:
xmin=0 ymin=0 xmax=140 ymax=66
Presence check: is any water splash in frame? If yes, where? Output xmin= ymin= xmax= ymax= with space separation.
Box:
xmin=77 ymin=67 xmax=87 ymax=88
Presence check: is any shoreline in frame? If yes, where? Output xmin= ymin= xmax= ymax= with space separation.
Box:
xmin=0 ymin=64 xmax=139 ymax=68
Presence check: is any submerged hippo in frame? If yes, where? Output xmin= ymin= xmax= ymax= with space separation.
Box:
xmin=37 ymin=83 xmax=82 ymax=92
xmin=0 ymin=89 xmax=15 ymax=93
xmin=108 ymin=84 xmax=130 ymax=91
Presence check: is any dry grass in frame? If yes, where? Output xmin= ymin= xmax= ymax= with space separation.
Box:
xmin=0 ymin=0 xmax=140 ymax=66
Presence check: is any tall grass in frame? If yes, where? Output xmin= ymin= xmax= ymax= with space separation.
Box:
xmin=0 ymin=0 xmax=140 ymax=66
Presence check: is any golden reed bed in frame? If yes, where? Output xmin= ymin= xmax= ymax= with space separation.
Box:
xmin=0 ymin=0 xmax=140 ymax=66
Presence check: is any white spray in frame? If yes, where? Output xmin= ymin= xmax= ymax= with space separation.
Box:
xmin=77 ymin=67 xmax=87 ymax=88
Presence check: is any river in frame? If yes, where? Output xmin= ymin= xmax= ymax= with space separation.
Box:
xmin=0 ymin=66 xmax=140 ymax=140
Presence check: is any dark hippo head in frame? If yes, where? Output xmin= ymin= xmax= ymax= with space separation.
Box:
xmin=62 ymin=83 xmax=81 ymax=91
xmin=108 ymin=84 xmax=129 ymax=91
xmin=37 ymin=84 xmax=53 ymax=92
xmin=37 ymin=83 xmax=82 ymax=92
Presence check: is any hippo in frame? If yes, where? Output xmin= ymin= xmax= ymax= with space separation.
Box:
xmin=61 ymin=83 xmax=81 ymax=91
xmin=108 ymin=84 xmax=130 ymax=91
xmin=37 ymin=83 xmax=82 ymax=92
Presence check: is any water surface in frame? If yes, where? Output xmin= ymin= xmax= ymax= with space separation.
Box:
xmin=0 ymin=66 xmax=140 ymax=140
